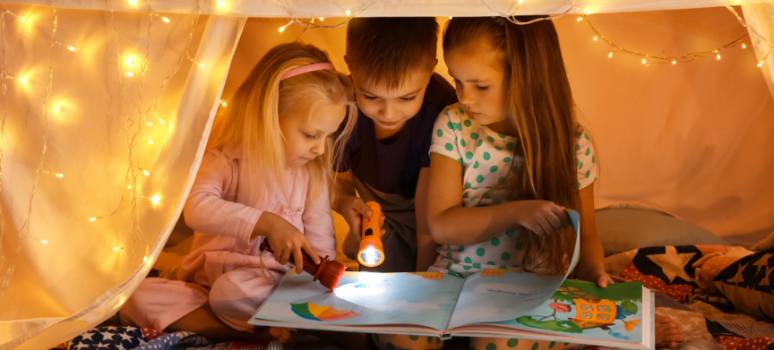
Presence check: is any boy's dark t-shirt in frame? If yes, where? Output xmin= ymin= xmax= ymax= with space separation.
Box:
xmin=337 ymin=73 xmax=457 ymax=272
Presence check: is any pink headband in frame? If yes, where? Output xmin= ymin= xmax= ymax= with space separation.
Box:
xmin=280 ymin=62 xmax=333 ymax=80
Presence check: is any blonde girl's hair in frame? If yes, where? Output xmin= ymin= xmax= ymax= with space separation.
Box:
xmin=444 ymin=17 xmax=579 ymax=276
xmin=208 ymin=42 xmax=357 ymax=204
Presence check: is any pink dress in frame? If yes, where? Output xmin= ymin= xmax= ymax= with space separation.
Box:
xmin=120 ymin=148 xmax=336 ymax=332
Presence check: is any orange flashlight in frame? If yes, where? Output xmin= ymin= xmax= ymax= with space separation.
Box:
xmin=357 ymin=201 xmax=385 ymax=267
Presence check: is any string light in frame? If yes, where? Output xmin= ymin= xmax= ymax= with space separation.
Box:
xmin=579 ymin=15 xmax=750 ymax=66
xmin=344 ymin=9 xmax=352 ymax=17
xmin=149 ymin=193 xmax=161 ymax=207
xmin=40 ymin=239 xmax=48 ymax=245
xmin=112 ymin=245 xmax=125 ymax=252
xmin=141 ymin=169 xmax=150 ymax=177
xmin=219 ymin=99 xmax=227 ymax=108
xmin=146 ymin=138 xmax=154 ymax=145
xmin=66 ymin=45 xmax=76 ymax=52
xmin=88 ymin=216 xmax=100 ymax=223
xmin=161 ymin=16 xmax=171 ymax=24
xmin=741 ymin=42 xmax=747 ymax=49
xmin=127 ymin=0 xmax=140 ymax=8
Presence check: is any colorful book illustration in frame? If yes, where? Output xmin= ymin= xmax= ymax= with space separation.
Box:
xmin=249 ymin=211 xmax=655 ymax=349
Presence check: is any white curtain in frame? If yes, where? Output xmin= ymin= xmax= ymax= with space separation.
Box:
xmin=0 ymin=4 xmax=245 ymax=349
xmin=0 ymin=1 xmax=771 ymax=349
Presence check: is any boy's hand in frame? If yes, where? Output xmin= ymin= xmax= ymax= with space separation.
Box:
xmin=340 ymin=196 xmax=373 ymax=243
xmin=256 ymin=212 xmax=320 ymax=273
xmin=513 ymin=200 xmax=567 ymax=236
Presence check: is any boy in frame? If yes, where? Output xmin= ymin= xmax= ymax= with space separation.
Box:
xmin=335 ymin=17 xmax=457 ymax=272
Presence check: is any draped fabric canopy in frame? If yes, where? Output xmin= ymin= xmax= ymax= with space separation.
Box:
xmin=1 ymin=1 xmax=772 ymax=349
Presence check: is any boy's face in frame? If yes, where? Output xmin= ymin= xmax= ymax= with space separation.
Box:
xmin=352 ymin=67 xmax=433 ymax=139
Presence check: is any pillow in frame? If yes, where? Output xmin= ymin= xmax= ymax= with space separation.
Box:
xmin=595 ymin=207 xmax=727 ymax=255
xmin=712 ymin=249 xmax=773 ymax=321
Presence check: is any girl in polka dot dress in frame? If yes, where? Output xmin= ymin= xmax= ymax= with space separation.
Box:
xmin=370 ymin=17 xmax=687 ymax=350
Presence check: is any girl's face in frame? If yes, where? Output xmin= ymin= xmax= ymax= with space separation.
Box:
xmin=445 ymin=39 xmax=507 ymax=126
xmin=280 ymin=101 xmax=347 ymax=168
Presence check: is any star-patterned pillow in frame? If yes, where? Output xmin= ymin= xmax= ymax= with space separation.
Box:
xmin=68 ymin=325 xmax=143 ymax=350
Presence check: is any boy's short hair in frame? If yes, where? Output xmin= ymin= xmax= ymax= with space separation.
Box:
xmin=346 ymin=17 xmax=438 ymax=90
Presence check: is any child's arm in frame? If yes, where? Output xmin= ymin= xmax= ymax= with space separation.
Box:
xmin=332 ymin=171 xmax=371 ymax=259
xmin=184 ymin=150 xmax=264 ymax=243
xmin=575 ymin=184 xmax=613 ymax=287
xmin=415 ymin=167 xmax=438 ymax=271
xmin=427 ymin=154 xmax=566 ymax=246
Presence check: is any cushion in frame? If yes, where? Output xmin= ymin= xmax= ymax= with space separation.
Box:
xmin=596 ymin=207 xmax=727 ymax=255
xmin=712 ymin=249 xmax=773 ymax=321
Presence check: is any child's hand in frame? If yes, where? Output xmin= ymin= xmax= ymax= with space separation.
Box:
xmin=513 ymin=200 xmax=567 ymax=236
xmin=256 ymin=212 xmax=320 ymax=273
xmin=340 ymin=196 xmax=373 ymax=243
xmin=577 ymin=266 xmax=614 ymax=288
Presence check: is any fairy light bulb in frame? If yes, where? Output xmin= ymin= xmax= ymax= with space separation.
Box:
xmin=592 ymin=35 xmax=599 ymax=42
xmin=142 ymin=169 xmax=150 ymax=177
xmin=149 ymin=193 xmax=162 ymax=207
xmin=146 ymin=138 xmax=154 ymax=145
xmin=66 ymin=45 xmax=76 ymax=52
xmin=54 ymin=172 xmax=64 ymax=179
xmin=715 ymin=53 xmax=722 ymax=61
xmin=518 ymin=0 xmax=525 ymax=5
xmin=345 ymin=9 xmax=352 ymax=16
xmin=277 ymin=23 xmax=288 ymax=33
xmin=145 ymin=120 xmax=154 ymax=127
xmin=158 ymin=118 xmax=166 ymax=125
xmin=215 ymin=0 xmax=227 ymax=11
xmin=671 ymin=59 xmax=677 ymax=65
xmin=40 ymin=239 xmax=48 ymax=245
xmin=127 ymin=0 xmax=139 ymax=8
xmin=641 ymin=57 xmax=647 ymax=65
xmin=196 ymin=62 xmax=206 ymax=69
xmin=318 ymin=17 xmax=324 ymax=21
xmin=757 ymin=60 xmax=765 ymax=68
xmin=576 ymin=16 xmax=584 ymax=22
xmin=741 ymin=42 xmax=747 ymax=49
xmin=161 ymin=16 xmax=171 ymax=24
xmin=607 ymin=51 xmax=613 ymax=59
xmin=112 ymin=245 xmax=124 ymax=252
xmin=220 ymin=100 xmax=228 ymax=108
xmin=88 ymin=216 xmax=98 ymax=222
xmin=143 ymin=256 xmax=149 ymax=263
xmin=16 ymin=71 xmax=31 ymax=90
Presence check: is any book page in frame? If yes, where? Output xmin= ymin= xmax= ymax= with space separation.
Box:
xmin=452 ymin=281 xmax=648 ymax=349
xmin=250 ymin=271 xmax=465 ymax=331
xmin=448 ymin=210 xmax=581 ymax=328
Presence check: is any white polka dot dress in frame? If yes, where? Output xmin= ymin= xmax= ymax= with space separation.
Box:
xmin=428 ymin=103 xmax=599 ymax=276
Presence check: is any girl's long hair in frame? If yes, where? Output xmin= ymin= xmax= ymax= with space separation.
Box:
xmin=209 ymin=42 xmax=357 ymax=205
xmin=444 ymin=17 xmax=579 ymax=275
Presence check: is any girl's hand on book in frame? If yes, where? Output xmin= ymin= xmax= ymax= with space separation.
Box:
xmin=255 ymin=212 xmax=320 ymax=272
xmin=578 ymin=267 xmax=614 ymax=288
xmin=513 ymin=200 xmax=567 ymax=236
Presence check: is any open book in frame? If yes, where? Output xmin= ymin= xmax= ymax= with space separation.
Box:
xmin=249 ymin=211 xmax=655 ymax=349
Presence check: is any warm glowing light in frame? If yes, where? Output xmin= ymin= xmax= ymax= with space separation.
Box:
xmin=89 ymin=216 xmax=98 ymax=222
xmin=143 ymin=256 xmax=149 ymax=263
xmin=40 ymin=239 xmax=48 ymax=245
xmin=518 ymin=0 xmax=525 ymax=5
xmin=641 ymin=57 xmax=647 ymax=65
xmin=758 ymin=60 xmax=765 ymax=68
xmin=196 ymin=62 xmax=206 ymax=69
xmin=121 ymin=52 xmax=145 ymax=77
xmin=318 ymin=17 xmax=325 ymax=21
xmin=146 ymin=138 xmax=154 ymax=145
xmin=278 ymin=24 xmax=288 ymax=33
xmin=149 ymin=193 xmax=162 ymax=207
xmin=715 ymin=53 xmax=722 ymax=61
xmin=741 ymin=42 xmax=747 ymax=49
xmin=161 ymin=16 xmax=171 ymax=24
xmin=66 ymin=45 xmax=77 ymax=52
xmin=158 ymin=118 xmax=166 ymax=125
xmin=112 ymin=245 xmax=124 ymax=252
xmin=16 ymin=71 xmax=32 ymax=91
xmin=145 ymin=120 xmax=154 ymax=127
xmin=17 ymin=11 xmax=41 ymax=35
xmin=142 ymin=169 xmax=150 ymax=177
xmin=592 ymin=36 xmax=599 ymax=42
xmin=54 ymin=172 xmax=64 ymax=179
xmin=671 ymin=59 xmax=677 ymax=65
xmin=576 ymin=16 xmax=584 ymax=22
xmin=345 ymin=9 xmax=352 ymax=16
xmin=607 ymin=51 xmax=613 ymax=59
xmin=220 ymin=100 xmax=228 ymax=108
xmin=215 ymin=0 xmax=228 ymax=11
xmin=358 ymin=246 xmax=383 ymax=267
xmin=49 ymin=97 xmax=76 ymax=121
xmin=127 ymin=0 xmax=139 ymax=8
